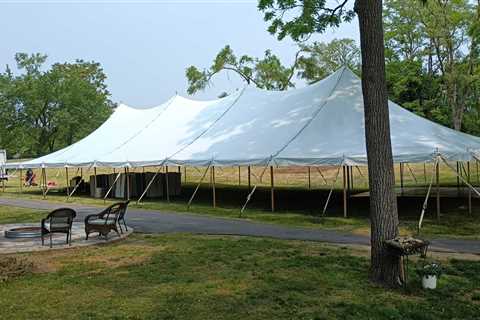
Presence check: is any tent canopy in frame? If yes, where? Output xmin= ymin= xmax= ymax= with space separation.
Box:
xmin=9 ymin=67 xmax=480 ymax=169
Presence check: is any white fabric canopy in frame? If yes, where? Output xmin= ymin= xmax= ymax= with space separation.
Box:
xmin=10 ymin=67 xmax=480 ymax=169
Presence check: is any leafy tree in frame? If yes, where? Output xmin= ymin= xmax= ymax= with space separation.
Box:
xmin=186 ymin=39 xmax=360 ymax=94
xmin=259 ymin=0 xmax=402 ymax=287
xmin=0 ymin=53 xmax=113 ymax=157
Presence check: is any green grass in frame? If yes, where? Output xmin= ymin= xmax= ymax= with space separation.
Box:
xmin=0 ymin=205 xmax=47 ymax=224
xmin=0 ymin=233 xmax=478 ymax=319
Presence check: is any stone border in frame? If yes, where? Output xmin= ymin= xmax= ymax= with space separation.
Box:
xmin=0 ymin=222 xmax=133 ymax=254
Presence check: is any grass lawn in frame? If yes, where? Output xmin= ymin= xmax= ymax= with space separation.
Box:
xmin=0 ymin=233 xmax=478 ymax=319
xmin=0 ymin=205 xmax=47 ymax=224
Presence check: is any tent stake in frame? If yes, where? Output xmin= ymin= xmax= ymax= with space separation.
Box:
xmin=436 ymin=160 xmax=440 ymax=220
xmin=165 ymin=165 xmax=170 ymax=203
xmin=342 ymin=165 xmax=347 ymax=218
xmin=270 ymin=166 xmax=275 ymax=212
xmin=187 ymin=164 xmax=212 ymax=209
xmin=212 ymin=166 xmax=216 ymax=208
xmin=65 ymin=167 xmax=70 ymax=197
xmin=307 ymin=166 xmax=311 ymax=190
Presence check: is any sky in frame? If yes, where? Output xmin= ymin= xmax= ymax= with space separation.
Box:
xmin=0 ymin=0 xmax=359 ymax=107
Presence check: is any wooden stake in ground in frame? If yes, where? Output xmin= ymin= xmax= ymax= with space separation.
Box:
xmin=270 ymin=166 xmax=275 ymax=212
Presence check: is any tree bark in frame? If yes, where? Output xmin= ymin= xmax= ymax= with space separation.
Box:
xmin=355 ymin=0 xmax=402 ymax=287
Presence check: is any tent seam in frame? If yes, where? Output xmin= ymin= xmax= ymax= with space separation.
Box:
xmin=270 ymin=67 xmax=346 ymax=162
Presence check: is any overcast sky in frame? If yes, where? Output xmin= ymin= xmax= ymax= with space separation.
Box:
xmin=0 ymin=0 xmax=359 ymax=107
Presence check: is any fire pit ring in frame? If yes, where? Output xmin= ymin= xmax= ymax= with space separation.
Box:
xmin=4 ymin=226 xmax=42 ymax=239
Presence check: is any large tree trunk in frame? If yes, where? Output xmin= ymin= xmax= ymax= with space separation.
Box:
xmin=354 ymin=0 xmax=402 ymax=287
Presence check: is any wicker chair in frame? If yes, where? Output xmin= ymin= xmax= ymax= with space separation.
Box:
xmin=41 ymin=208 xmax=77 ymax=248
xmin=117 ymin=200 xmax=130 ymax=233
xmin=84 ymin=202 xmax=128 ymax=239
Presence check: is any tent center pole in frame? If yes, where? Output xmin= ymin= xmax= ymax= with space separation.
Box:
xmin=270 ymin=166 xmax=275 ymax=212
xmin=165 ymin=165 xmax=170 ymax=203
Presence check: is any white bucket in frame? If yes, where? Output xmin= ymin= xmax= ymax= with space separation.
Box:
xmin=422 ymin=275 xmax=437 ymax=289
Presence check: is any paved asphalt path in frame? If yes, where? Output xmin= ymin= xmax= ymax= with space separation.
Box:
xmin=0 ymin=197 xmax=479 ymax=254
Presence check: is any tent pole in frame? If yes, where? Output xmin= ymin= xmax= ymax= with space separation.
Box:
xmin=343 ymin=165 xmax=347 ymax=218
xmin=468 ymin=161 xmax=472 ymax=215
xmin=184 ymin=166 xmax=187 ymax=183
xmin=212 ymin=166 xmax=216 ymax=208
xmin=350 ymin=165 xmax=354 ymax=190
xmin=424 ymin=162 xmax=427 ymax=185
xmin=307 ymin=166 xmax=311 ymax=190
xmin=93 ymin=167 xmax=97 ymax=198
xmin=248 ymin=166 xmax=251 ymax=191
xmin=400 ymin=163 xmax=404 ymax=196
xmin=436 ymin=160 xmax=440 ymax=220
xmin=124 ymin=167 xmax=128 ymax=200
xmin=65 ymin=167 xmax=69 ymax=197
xmin=165 ymin=165 xmax=170 ymax=202
xmin=42 ymin=168 xmax=47 ymax=199
xmin=456 ymin=161 xmax=460 ymax=191
xmin=238 ymin=166 xmax=241 ymax=185
xmin=187 ymin=164 xmax=212 ymax=209
xmin=19 ymin=168 xmax=22 ymax=193
xmin=270 ymin=166 xmax=275 ymax=212
xmin=347 ymin=166 xmax=351 ymax=194
xmin=477 ymin=160 xmax=479 ymax=185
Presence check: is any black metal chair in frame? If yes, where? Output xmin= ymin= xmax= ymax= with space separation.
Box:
xmin=85 ymin=201 xmax=128 ymax=240
xmin=41 ymin=208 xmax=77 ymax=248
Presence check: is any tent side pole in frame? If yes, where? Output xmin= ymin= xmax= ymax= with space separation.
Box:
xmin=187 ymin=164 xmax=211 ymax=209
xmin=19 ymin=168 xmax=22 ymax=193
xmin=184 ymin=166 xmax=187 ymax=183
xmin=248 ymin=166 xmax=251 ymax=191
xmin=456 ymin=161 xmax=460 ymax=191
xmin=436 ymin=160 xmax=440 ymax=220
xmin=307 ymin=166 xmax=311 ymax=190
xmin=270 ymin=166 xmax=275 ymax=212
xmin=343 ymin=165 xmax=347 ymax=218
xmin=468 ymin=161 xmax=472 ymax=215
xmin=424 ymin=162 xmax=427 ymax=185
xmin=212 ymin=166 xmax=216 ymax=208
xmin=42 ymin=168 xmax=47 ymax=199
xmin=124 ymin=167 xmax=128 ymax=200
xmin=65 ymin=167 xmax=70 ymax=197
xmin=400 ymin=163 xmax=404 ymax=195
xmin=165 ymin=165 xmax=170 ymax=203
xmin=350 ymin=165 xmax=354 ymax=190
xmin=477 ymin=160 xmax=479 ymax=184
xmin=238 ymin=166 xmax=241 ymax=185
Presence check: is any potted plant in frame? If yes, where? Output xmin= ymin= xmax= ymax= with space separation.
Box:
xmin=417 ymin=262 xmax=442 ymax=289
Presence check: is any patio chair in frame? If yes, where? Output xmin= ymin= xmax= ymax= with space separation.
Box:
xmin=84 ymin=201 xmax=128 ymax=240
xmin=41 ymin=208 xmax=77 ymax=248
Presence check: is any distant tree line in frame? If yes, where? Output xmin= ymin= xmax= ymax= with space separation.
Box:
xmin=186 ymin=0 xmax=480 ymax=135
xmin=0 ymin=53 xmax=114 ymax=158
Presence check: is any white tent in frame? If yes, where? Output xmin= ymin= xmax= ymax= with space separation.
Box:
xmin=9 ymin=67 xmax=480 ymax=169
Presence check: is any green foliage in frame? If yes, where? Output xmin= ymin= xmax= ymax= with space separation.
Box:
xmin=0 ymin=53 xmax=114 ymax=157
xmin=185 ymin=45 xmax=296 ymax=94
xmin=258 ymin=0 xmax=355 ymax=41
xmin=417 ymin=262 xmax=443 ymax=278
xmin=186 ymin=39 xmax=360 ymax=94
